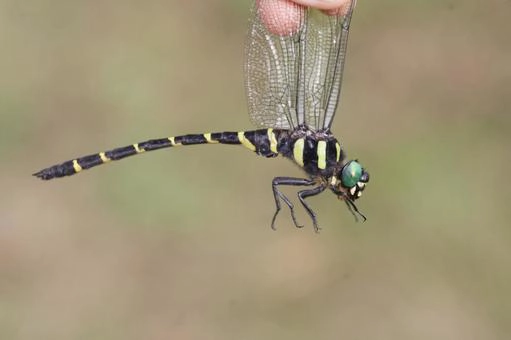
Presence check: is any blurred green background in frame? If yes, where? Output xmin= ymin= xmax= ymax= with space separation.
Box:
xmin=1 ymin=0 xmax=510 ymax=339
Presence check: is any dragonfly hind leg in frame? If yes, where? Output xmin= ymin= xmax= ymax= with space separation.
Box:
xmin=271 ymin=177 xmax=319 ymax=231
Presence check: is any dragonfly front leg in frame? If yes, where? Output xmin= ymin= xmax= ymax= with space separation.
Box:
xmin=271 ymin=177 xmax=316 ymax=230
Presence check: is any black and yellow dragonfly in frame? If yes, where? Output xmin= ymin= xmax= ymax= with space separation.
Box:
xmin=34 ymin=0 xmax=369 ymax=232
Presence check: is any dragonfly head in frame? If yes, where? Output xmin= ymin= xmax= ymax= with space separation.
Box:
xmin=330 ymin=160 xmax=369 ymax=201
xmin=330 ymin=160 xmax=369 ymax=221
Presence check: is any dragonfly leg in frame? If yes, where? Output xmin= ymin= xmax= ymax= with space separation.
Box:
xmin=271 ymin=177 xmax=316 ymax=230
xmin=298 ymin=184 xmax=328 ymax=233
xmin=344 ymin=198 xmax=367 ymax=222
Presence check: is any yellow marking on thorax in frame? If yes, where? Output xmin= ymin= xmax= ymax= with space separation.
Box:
xmin=72 ymin=159 xmax=82 ymax=173
xmin=335 ymin=142 xmax=341 ymax=161
xmin=238 ymin=131 xmax=256 ymax=151
xmin=267 ymin=128 xmax=278 ymax=153
xmin=317 ymin=140 xmax=327 ymax=169
xmin=204 ymin=133 xmax=218 ymax=144
xmin=133 ymin=144 xmax=144 ymax=153
xmin=293 ymin=138 xmax=305 ymax=167
xmin=168 ymin=137 xmax=180 ymax=146
xmin=330 ymin=176 xmax=338 ymax=186
xmin=99 ymin=152 xmax=110 ymax=163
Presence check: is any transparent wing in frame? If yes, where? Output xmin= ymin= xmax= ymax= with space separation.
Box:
xmin=304 ymin=4 xmax=354 ymax=130
xmin=245 ymin=1 xmax=305 ymax=130
xmin=244 ymin=0 xmax=355 ymax=131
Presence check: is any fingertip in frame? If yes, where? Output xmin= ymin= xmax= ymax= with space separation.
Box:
xmin=257 ymin=0 xmax=305 ymax=36
xmin=256 ymin=0 xmax=354 ymax=36
xmin=292 ymin=0 xmax=353 ymax=13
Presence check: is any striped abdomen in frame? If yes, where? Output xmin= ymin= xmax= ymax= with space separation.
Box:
xmin=33 ymin=129 xmax=286 ymax=180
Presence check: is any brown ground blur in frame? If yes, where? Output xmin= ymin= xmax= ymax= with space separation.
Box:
xmin=1 ymin=0 xmax=510 ymax=339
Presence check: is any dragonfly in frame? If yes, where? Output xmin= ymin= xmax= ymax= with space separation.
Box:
xmin=34 ymin=0 xmax=369 ymax=232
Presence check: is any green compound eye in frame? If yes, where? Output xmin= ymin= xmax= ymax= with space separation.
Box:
xmin=341 ymin=161 xmax=362 ymax=188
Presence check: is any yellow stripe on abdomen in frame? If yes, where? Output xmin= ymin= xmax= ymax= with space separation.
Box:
xmin=99 ymin=152 xmax=110 ymax=163
xmin=238 ymin=131 xmax=256 ymax=152
xmin=293 ymin=138 xmax=305 ymax=167
xmin=72 ymin=159 xmax=82 ymax=173
xmin=168 ymin=137 xmax=181 ymax=146
xmin=204 ymin=133 xmax=219 ymax=144
xmin=133 ymin=143 xmax=144 ymax=153
xmin=317 ymin=140 xmax=327 ymax=169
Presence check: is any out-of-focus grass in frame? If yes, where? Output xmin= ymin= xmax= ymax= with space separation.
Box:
xmin=1 ymin=0 xmax=510 ymax=339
